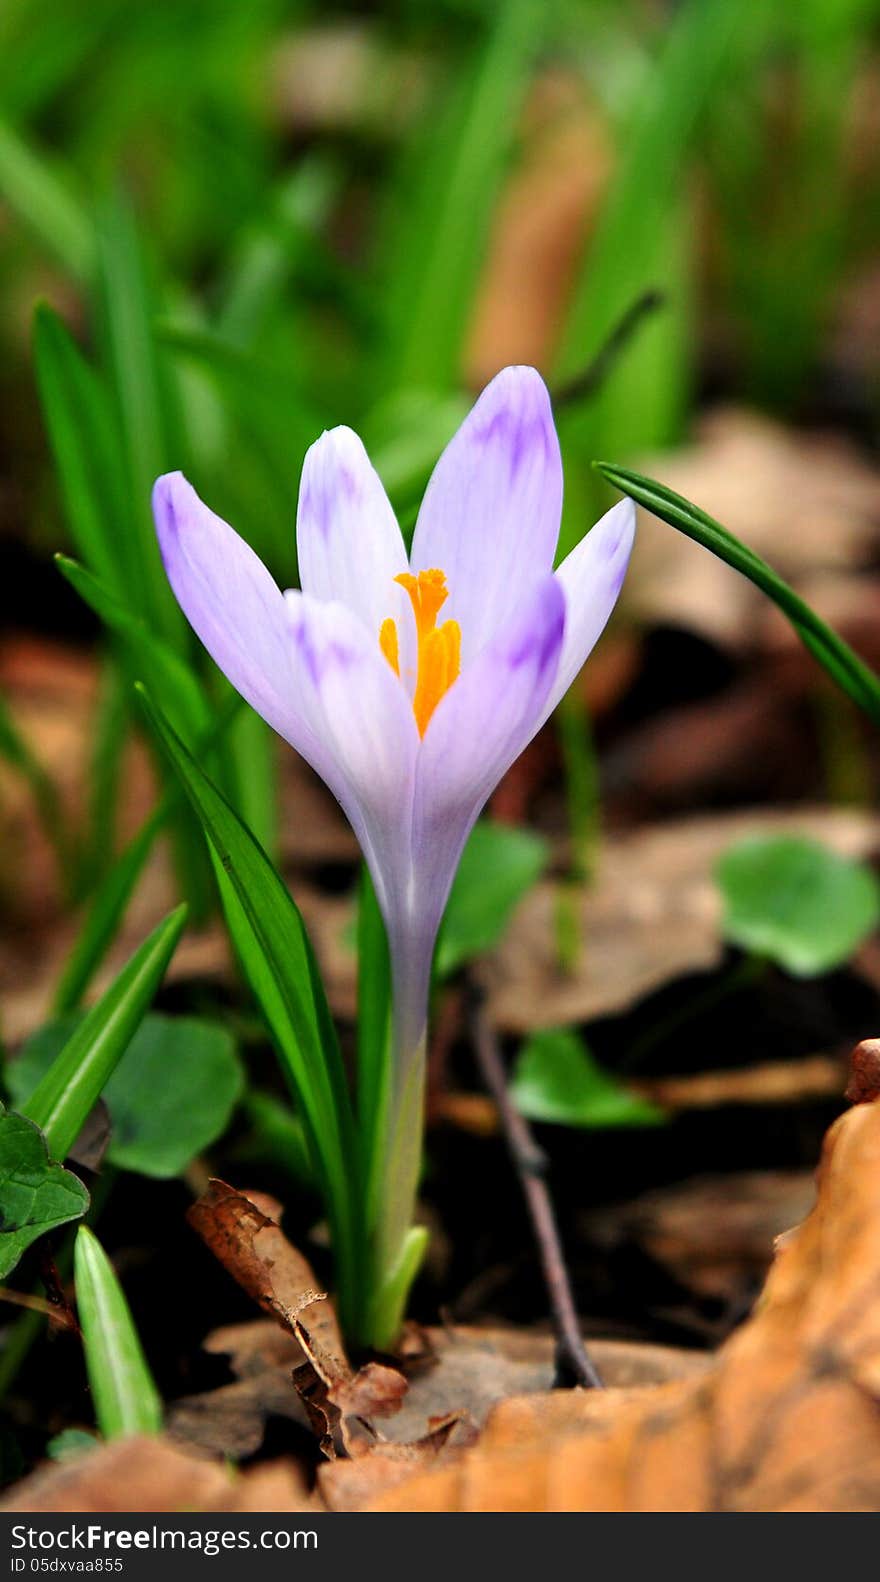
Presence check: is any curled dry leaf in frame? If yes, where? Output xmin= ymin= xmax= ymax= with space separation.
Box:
xmin=363 ymin=1099 xmax=880 ymax=1510
xmin=845 ymin=1037 xmax=880 ymax=1105
xmin=187 ymin=1180 xmax=407 ymax=1456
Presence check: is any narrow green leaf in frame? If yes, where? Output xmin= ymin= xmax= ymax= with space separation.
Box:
xmin=717 ymin=834 xmax=880 ymax=977
xmin=0 ymin=118 xmax=93 ymax=279
xmin=74 ymin=1225 xmax=162 ymax=1439
xmin=53 ymin=692 xmax=244 ymax=1015
xmin=383 ymin=0 xmax=539 ymax=391
xmin=56 ymin=555 xmax=211 ymax=744
xmin=136 ymin=686 xmax=363 ymax=1329
xmin=96 ymin=190 xmax=183 ymax=647
xmin=13 ymin=1014 xmax=244 ymax=1180
xmin=22 ymin=905 xmax=187 ymax=1162
xmin=0 ymin=1105 xmax=89 ymax=1280
xmin=34 ymin=304 xmax=129 ymax=596
xmin=510 ymin=1030 xmax=665 ymax=1129
xmin=436 ymin=821 xmax=549 ymax=978
xmin=595 ymin=462 xmax=880 ymax=726
xmin=52 ymin=807 xmax=166 ymax=1015
xmin=80 ymin=658 xmax=128 ymax=895
xmin=557 ymin=0 xmax=739 ymax=392
xmin=0 ymin=687 xmax=72 ymax=884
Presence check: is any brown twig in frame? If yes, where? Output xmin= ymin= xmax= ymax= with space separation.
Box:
xmin=551 ymin=289 xmax=666 ymax=411
xmin=465 ymin=980 xmax=603 ymax=1390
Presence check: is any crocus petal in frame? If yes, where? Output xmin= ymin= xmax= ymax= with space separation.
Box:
xmin=296 ymin=426 xmax=414 ymax=672
xmin=410 ymin=366 xmax=563 ymax=664
xmin=153 ymin=472 xmax=418 ymax=924
xmin=282 ymin=590 xmax=418 ymax=925
xmin=388 ymin=575 xmax=565 ymax=1054
xmin=153 ymin=471 xmax=303 ymax=746
xmin=538 ymin=497 xmax=635 ymax=727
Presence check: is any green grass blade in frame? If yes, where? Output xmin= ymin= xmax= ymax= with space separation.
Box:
xmin=0 ymin=117 xmax=93 ymax=279
xmin=96 ymin=190 xmax=183 ymax=647
xmin=78 ymin=658 xmax=128 ymax=896
xmin=56 ymin=555 xmax=211 ymax=744
xmin=22 ymin=905 xmax=188 ymax=1161
xmin=383 ymin=0 xmax=539 ymax=392
xmin=596 ymin=462 xmax=880 ymax=726
xmin=34 ymin=304 xmax=130 ymax=596
xmin=74 ymin=1226 xmax=162 ymax=1439
xmin=557 ymin=0 xmax=739 ymax=395
xmin=54 ymin=694 xmax=245 ymax=1014
xmin=53 ymin=806 xmax=167 ymax=1015
xmin=136 ymin=686 xmax=364 ymax=1332
xmin=0 ymin=687 xmax=73 ymax=886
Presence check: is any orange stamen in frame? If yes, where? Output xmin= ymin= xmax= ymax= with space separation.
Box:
xmin=379 ymin=616 xmax=399 ymax=676
xmin=379 ymin=568 xmax=461 ymax=736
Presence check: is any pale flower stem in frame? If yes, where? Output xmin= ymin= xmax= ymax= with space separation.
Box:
xmin=365 ymin=1035 xmax=427 ymax=1351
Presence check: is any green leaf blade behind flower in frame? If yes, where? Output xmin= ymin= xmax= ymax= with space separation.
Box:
xmin=0 ymin=1106 xmax=90 ymax=1280
xmin=510 ymin=1029 xmax=665 ymax=1129
xmin=74 ymin=1226 xmax=162 ymax=1440
xmin=717 ymin=834 xmax=880 ymax=977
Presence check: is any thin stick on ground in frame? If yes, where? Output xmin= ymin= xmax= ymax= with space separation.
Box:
xmin=465 ymin=980 xmax=603 ymax=1390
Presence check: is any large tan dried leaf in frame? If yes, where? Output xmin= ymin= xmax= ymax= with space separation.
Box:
xmin=0 ymin=1436 xmax=314 ymax=1514
xmin=364 ymin=1099 xmax=880 ymax=1510
xmin=483 ymin=806 xmax=880 ymax=1032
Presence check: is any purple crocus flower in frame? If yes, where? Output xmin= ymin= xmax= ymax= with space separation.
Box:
xmin=153 ymin=365 xmax=633 ymax=1311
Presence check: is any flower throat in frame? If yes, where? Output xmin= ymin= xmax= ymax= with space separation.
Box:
xmin=380 ymin=569 xmax=461 ymax=736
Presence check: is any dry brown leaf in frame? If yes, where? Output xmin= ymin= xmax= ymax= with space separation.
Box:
xmin=483 ymin=806 xmax=880 ymax=1032
xmin=628 ymin=407 xmax=880 ymax=648
xmin=0 ymin=1437 xmax=317 ymax=1514
xmin=187 ymin=1181 xmax=407 ymax=1456
xmin=0 ymin=1437 xmax=235 ymax=1514
xmin=364 ymin=1099 xmax=880 ymax=1510
xmin=845 ymin=1037 xmax=880 ymax=1105
xmin=318 ymin=1326 xmax=704 ymax=1510
xmin=586 ymin=1170 xmax=817 ymax=1303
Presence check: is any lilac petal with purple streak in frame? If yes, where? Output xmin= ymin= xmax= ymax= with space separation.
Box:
xmin=296 ymin=426 xmax=417 ymax=686
xmin=410 ymin=366 xmax=563 ymax=664
xmin=540 ymin=497 xmax=635 ymax=727
xmin=153 ymin=472 xmax=301 ymax=746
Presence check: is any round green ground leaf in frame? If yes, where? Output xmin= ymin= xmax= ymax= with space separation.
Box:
xmin=0 ymin=1104 xmax=89 ymax=1279
xmin=717 ymin=834 xmax=880 ymax=976
xmin=510 ymin=1030 xmax=664 ymax=1129
xmin=11 ymin=1014 xmax=244 ymax=1179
